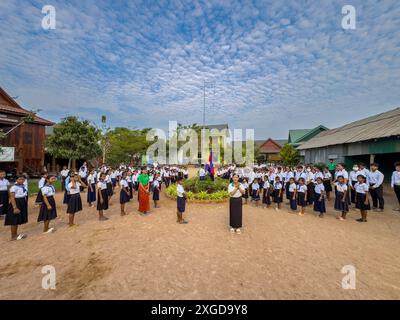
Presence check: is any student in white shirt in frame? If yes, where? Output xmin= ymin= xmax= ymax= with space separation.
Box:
xmin=119 ymin=171 xmax=130 ymax=216
xmin=176 ymin=177 xmax=188 ymax=224
xmin=334 ymin=175 xmax=349 ymax=221
xmin=60 ymin=166 xmax=69 ymax=192
xmin=228 ymin=174 xmax=245 ymax=234
xmin=38 ymin=175 xmax=57 ymax=233
xmin=96 ymin=173 xmax=110 ymax=221
xmin=288 ymin=177 xmax=297 ymax=212
xmin=273 ymin=176 xmax=283 ymax=211
xmin=199 ymin=165 xmax=206 ymax=181
xmin=313 ymin=177 xmax=326 ymax=217
xmin=87 ymin=170 xmax=97 ymax=208
xmin=354 ymin=174 xmax=371 ymax=222
xmin=35 ymin=173 xmax=47 ymax=205
xmin=391 ymin=162 xmax=400 ymax=211
xmin=152 ymin=173 xmax=160 ymax=208
xmin=349 ymin=165 xmax=359 ymax=204
xmin=67 ymin=173 xmax=87 ymax=226
xmin=262 ymin=178 xmax=271 ymax=208
xmin=5 ymin=176 xmax=28 ymax=241
xmin=251 ymin=178 xmax=260 ymax=206
xmin=296 ymin=178 xmax=308 ymax=216
xmin=368 ymin=163 xmax=385 ymax=211
xmin=0 ymin=170 xmax=10 ymax=218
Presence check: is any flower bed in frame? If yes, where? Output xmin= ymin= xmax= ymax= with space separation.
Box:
xmin=165 ymin=176 xmax=230 ymax=202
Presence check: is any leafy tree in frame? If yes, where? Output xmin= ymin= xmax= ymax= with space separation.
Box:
xmin=279 ymin=143 xmax=300 ymax=166
xmin=106 ymin=127 xmax=152 ymax=166
xmin=46 ymin=116 xmax=101 ymax=168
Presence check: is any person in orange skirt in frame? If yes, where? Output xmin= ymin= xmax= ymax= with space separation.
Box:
xmin=138 ymin=168 xmax=150 ymax=215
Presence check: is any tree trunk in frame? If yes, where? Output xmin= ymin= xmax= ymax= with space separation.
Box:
xmin=68 ymin=158 xmax=71 ymax=169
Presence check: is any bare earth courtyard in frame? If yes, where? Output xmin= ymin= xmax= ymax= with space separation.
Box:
xmin=1 ymin=188 xmax=400 ymax=300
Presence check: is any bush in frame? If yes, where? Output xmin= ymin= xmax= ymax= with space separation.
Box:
xmin=183 ymin=176 xmax=228 ymax=193
xmin=166 ymin=184 xmax=229 ymax=201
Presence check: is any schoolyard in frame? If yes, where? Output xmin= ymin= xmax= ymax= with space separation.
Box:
xmin=0 ymin=187 xmax=400 ymax=300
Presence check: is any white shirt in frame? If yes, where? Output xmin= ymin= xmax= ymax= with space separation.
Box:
xmin=355 ymin=182 xmax=369 ymax=194
xmin=314 ymin=183 xmax=325 ymax=194
xmin=97 ymin=181 xmax=107 ymax=190
xmin=368 ymin=170 xmax=384 ymax=188
xmin=297 ymin=185 xmax=307 ymax=193
xmin=153 ymin=180 xmax=160 ymax=189
xmin=349 ymin=171 xmax=358 ymax=182
xmin=177 ymin=184 xmax=185 ymax=197
xmin=288 ymin=183 xmax=297 ymax=192
xmin=10 ymin=185 xmax=27 ymax=198
xmin=0 ymin=178 xmax=10 ymax=191
xmin=274 ymin=181 xmax=282 ymax=190
xmin=228 ymin=183 xmax=244 ymax=198
xmin=68 ymin=182 xmax=81 ymax=195
xmin=335 ymin=169 xmax=349 ymax=181
xmin=263 ymin=181 xmax=270 ymax=189
xmin=199 ymin=168 xmax=205 ymax=177
xmin=38 ymin=177 xmax=46 ymax=189
xmin=87 ymin=174 xmax=96 ymax=184
xmin=391 ymin=171 xmax=400 ymax=187
xmin=120 ymin=179 xmax=128 ymax=189
xmin=41 ymin=185 xmax=56 ymax=197
xmin=335 ymin=182 xmax=348 ymax=193
xmin=60 ymin=169 xmax=69 ymax=177
xmin=252 ymin=182 xmax=260 ymax=191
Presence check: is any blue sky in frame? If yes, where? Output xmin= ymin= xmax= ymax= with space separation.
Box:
xmin=0 ymin=0 xmax=399 ymax=139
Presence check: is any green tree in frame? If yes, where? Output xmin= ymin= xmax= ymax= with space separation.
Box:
xmin=46 ymin=116 xmax=101 ymax=168
xmin=279 ymin=144 xmax=300 ymax=166
xmin=106 ymin=127 xmax=152 ymax=166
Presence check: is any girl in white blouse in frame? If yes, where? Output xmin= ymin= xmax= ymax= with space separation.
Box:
xmin=5 ymin=176 xmax=28 ymax=240
xmin=354 ymin=175 xmax=370 ymax=222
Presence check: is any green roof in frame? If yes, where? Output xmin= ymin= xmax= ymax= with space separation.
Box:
xmin=288 ymin=129 xmax=312 ymax=143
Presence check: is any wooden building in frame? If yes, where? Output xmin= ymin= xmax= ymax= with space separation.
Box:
xmin=0 ymin=87 xmax=54 ymax=175
xmin=257 ymin=138 xmax=288 ymax=162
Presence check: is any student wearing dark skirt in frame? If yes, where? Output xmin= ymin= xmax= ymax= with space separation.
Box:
xmin=127 ymin=171 xmax=134 ymax=200
xmin=105 ymin=170 xmax=113 ymax=202
xmin=251 ymin=178 xmax=260 ymax=206
xmin=0 ymin=170 xmax=10 ymax=219
xmin=322 ymin=168 xmax=332 ymax=201
xmin=313 ymin=177 xmax=326 ymax=217
xmin=242 ymin=179 xmax=249 ymax=204
xmin=334 ymin=176 xmax=349 ymax=221
xmin=273 ymin=176 xmax=283 ymax=211
xmin=67 ymin=174 xmax=87 ymax=227
xmin=5 ymin=176 xmax=28 ymax=241
xmin=152 ymin=173 xmax=160 ymax=208
xmin=96 ymin=173 xmax=109 ymax=221
xmin=296 ymin=178 xmax=308 ymax=216
xmin=35 ymin=173 xmax=47 ymax=205
xmin=119 ymin=172 xmax=130 ymax=216
xmin=38 ymin=175 xmax=57 ymax=233
xmin=63 ymin=174 xmax=71 ymax=206
xmin=176 ymin=177 xmax=188 ymax=224
xmin=262 ymin=178 xmax=271 ymax=208
xmin=288 ymin=178 xmax=297 ymax=212
xmin=87 ymin=170 xmax=96 ymax=208
xmin=354 ymin=175 xmax=370 ymax=222
xmin=228 ymin=174 xmax=245 ymax=234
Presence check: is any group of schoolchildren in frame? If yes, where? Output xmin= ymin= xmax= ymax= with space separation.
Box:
xmin=0 ymin=163 xmax=190 ymax=241
xmin=220 ymin=161 xmax=400 ymax=223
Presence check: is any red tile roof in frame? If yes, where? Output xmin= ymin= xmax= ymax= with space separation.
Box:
xmin=0 ymin=87 xmax=54 ymax=126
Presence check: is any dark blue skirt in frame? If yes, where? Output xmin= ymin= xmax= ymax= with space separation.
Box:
xmin=38 ymin=196 xmax=57 ymax=222
xmin=177 ymin=197 xmax=186 ymax=213
xmin=0 ymin=190 xmax=9 ymax=215
xmin=262 ymin=188 xmax=271 ymax=205
xmin=97 ymin=189 xmax=109 ymax=211
xmin=274 ymin=190 xmax=282 ymax=203
xmin=5 ymin=198 xmax=28 ymax=226
xmin=87 ymin=183 xmax=96 ymax=203
xmin=35 ymin=190 xmax=43 ymax=204
xmin=297 ymin=192 xmax=306 ymax=207
xmin=356 ymin=192 xmax=370 ymax=210
xmin=251 ymin=189 xmax=260 ymax=200
xmin=313 ymin=194 xmax=326 ymax=213
xmin=289 ymin=192 xmax=297 ymax=210
xmin=334 ymin=192 xmax=349 ymax=212
xmin=63 ymin=189 xmax=70 ymax=204
xmin=153 ymin=188 xmax=160 ymax=201
xmin=67 ymin=193 xmax=83 ymax=214
xmin=107 ymin=182 xmax=113 ymax=196
xmin=120 ymin=189 xmax=130 ymax=204
xmin=128 ymin=182 xmax=134 ymax=199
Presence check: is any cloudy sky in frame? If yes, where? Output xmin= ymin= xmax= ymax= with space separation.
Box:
xmin=0 ymin=0 xmax=399 ymax=139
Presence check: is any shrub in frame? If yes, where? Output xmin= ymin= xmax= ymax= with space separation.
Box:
xmin=183 ymin=176 xmax=228 ymax=194
xmin=166 ymin=184 xmax=229 ymax=201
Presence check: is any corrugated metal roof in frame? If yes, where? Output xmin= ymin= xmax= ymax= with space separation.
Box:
xmin=298 ymin=107 xmax=400 ymax=150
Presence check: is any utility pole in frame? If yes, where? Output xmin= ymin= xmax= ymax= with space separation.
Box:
xmin=203 ymin=80 xmax=206 ymax=128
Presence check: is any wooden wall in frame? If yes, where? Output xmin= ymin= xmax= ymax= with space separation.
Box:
xmin=0 ymin=122 xmax=45 ymax=174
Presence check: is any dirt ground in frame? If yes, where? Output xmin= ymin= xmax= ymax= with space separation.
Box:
xmin=1 ymin=186 xmax=400 ymax=300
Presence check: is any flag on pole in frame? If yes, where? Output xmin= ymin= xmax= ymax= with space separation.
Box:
xmin=205 ymin=151 xmax=215 ymax=177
